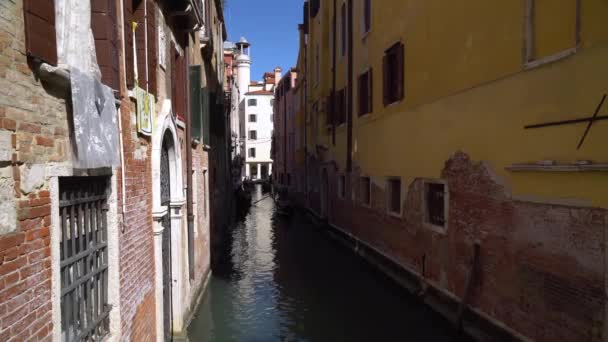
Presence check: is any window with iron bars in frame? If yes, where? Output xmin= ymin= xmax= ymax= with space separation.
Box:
xmin=59 ymin=177 xmax=110 ymax=342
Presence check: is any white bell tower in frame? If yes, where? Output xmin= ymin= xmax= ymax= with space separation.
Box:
xmin=235 ymin=37 xmax=251 ymax=102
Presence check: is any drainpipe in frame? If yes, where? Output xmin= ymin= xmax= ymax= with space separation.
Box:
xmin=283 ymin=81 xmax=288 ymax=182
xmin=346 ymin=0 xmax=353 ymax=173
xmin=331 ymin=0 xmax=337 ymax=146
xmin=304 ymin=21 xmax=308 ymax=204
xmin=186 ymin=48 xmax=195 ymax=281
xmin=144 ymin=0 xmax=149 ymax=92
xmin=118 ymin=106 xmax=127 ymax=232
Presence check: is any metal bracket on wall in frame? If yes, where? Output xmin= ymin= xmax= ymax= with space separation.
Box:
xmin=524 ymin=94 xmax=606 ymax=150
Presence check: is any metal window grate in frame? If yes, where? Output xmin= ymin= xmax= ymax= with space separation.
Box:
xmin=59 ymin=177 xmax=110 ymax=342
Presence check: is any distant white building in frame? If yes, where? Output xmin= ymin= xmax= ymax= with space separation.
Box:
xmin=235 ymin=37 xmax=280 ymax=180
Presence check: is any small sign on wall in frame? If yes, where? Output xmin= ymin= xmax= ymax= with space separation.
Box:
xmin=136 ymin=87 xmax=155 ymax=136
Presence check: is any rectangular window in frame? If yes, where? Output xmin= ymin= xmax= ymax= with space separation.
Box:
xmin=248 ymin=98 xmax=258 ymax=107
xmin=424 ymin=181 xmax=448 ymax=230
xmin=310 ymin=0 xmax=320 ymax=18
xmin=59 ymin=177 xmax=110 ymax=341
xmin=249 ymin=130 xmax=257 ymax=140
xmin=524 ymin=0 xmax=580 ymax=68
xmin=338 ymin=175 xmax=346 ymax=199
xmin=360 ymin=176 xmax=371 ymax=205
xmin=387 ymin=178 xmax=401 ymax=215
xmin=358 ymin=68 xmax=373 ymax=116
xmin=383 ymin=42 xmax=404 ymax=106
xmin=336 ymin=88 xmax=347 ymax=125
xmin=189 ymin=65 xmax=203 ymax=142
xmin=315 ymin=44 xmax=320 ymax=87
xmin=249 ymin=148 xmax=256 ymax=158
xmin=249 ymin=114 xmax=257 ymax=122
xmin=363 ymin=0 xmax=371 ymax=35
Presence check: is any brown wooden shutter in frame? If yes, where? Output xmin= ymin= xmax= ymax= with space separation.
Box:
xmin=326 ymin=94 xmax=334 ymax=126
xmin=369 ymin=68 xmax=373 ymax=113
xmin=133 ymin=2 xmax=145 ymax=87
xmin=171 ymin=42 xmax=178 ymax=115
xmin=92 ymin=0 xmax=120 ymax=90
xmin=382 ymin=54 xmax=389 ymax=106
xmin=396 ymin=43 xmax=404 ymax=101
xmin=23 ymin=0 xmax=57 ymax=65
xmin=124 ymin=0 xmax=134 ymax=88
xmin=146 ymin=0 xmax=157 ymax=96
xmin=357 ymin=73 xmax=363 ymax=116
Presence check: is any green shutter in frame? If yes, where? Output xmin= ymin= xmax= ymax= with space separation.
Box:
xmin=202 ymin=87 xmax=210 ymax=146
xmin=189 ymin=65 xmax=202 ymax=142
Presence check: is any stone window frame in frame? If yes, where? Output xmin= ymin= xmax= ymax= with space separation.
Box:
xmin=386 ymin=177 xmax=402 ymax=218
xmin=422 ymin=178 xmax=449 ymax=235
xmin=50 ymin=171 xmax=121 ymax=341
xmin=523 ymin=0 xmax=581 ymax=70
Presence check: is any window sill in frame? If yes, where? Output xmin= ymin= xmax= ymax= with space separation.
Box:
xmin=384 ymin=99 xmax=403 ymax=108
xmin=388 ymin=211 xmax=402 ymax=219
xmin=423 ymin=222 xmax=447 ymax=236
xmin=361 ymin=30 xmax=371 ymax=41
xmin=506 ymin=162 xmax=608 ymax=172
xmin=524 ymin=47 xmax=577 ymax=70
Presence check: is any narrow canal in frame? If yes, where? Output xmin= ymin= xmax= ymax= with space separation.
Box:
xmin=187 ymin=187 xmax=470 ymax=341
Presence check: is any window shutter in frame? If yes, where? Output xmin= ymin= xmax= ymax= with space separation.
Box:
xmin=92 ymin=0 xmax=119 ymax=90
xmin=23 ymin=0 xmax=57 ymax=65
xmin=396 ymin=43 xmax=404 ymax=101
xmin=146 ymin=0 xmax=158 ymax=96
xmin=170 ymin=42 xmax=177 ymax=114
xmin=382 ymin=54 xmax=389 ymax=106
xmin=202 ymin=86 xmax=210 ymax=146
xmin=134 ymin=2 xmax=145 ymax=87
xmin=326 ymin=94 xmax=334 ymax=126
xmin=124 ymin=0 xmax=134 ymax=88
xmin=369 ymin=68 xmax=373 ymax=113
xmin=189 ymin=65 xmax=202 ymax=142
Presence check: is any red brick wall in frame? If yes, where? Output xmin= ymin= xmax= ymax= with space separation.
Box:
xmin=313 ymin=151 xmax=606 ymax=342
xmin=117 ymin=100 xmax=156 ymax=341
xmin=131 ymin=291 xmax=156 ymax=342
xmin=0 ymin=0 xmax=69 ymax=340
xmin=0 ymin=190 xmax=53 ymax=342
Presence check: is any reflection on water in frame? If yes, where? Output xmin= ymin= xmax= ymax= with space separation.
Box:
xmin=188 ymin=186 xmax=470 ymax=342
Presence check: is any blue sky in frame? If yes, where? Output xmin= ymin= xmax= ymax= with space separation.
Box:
xmin=225 ymin=0 xmax=302 ymax=81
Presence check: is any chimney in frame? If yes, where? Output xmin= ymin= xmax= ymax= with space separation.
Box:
xmin=274 ymin=67 xmax=282 ymax=87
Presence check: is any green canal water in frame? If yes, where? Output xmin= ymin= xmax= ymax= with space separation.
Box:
xmin=187 ymin=187 xmax=471 ymax=342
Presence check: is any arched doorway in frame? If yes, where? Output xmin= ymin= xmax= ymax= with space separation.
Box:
xmin=151 ymin=100 xmax=186 ymax=341
xmin=320 ymin=168 xmax=329 ymax=218
xmin=160 ymin=132 xmax=173 ymax=342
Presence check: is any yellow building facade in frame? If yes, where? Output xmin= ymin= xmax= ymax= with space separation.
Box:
xmin=296 ymin=0 xmax=608 ymax=341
